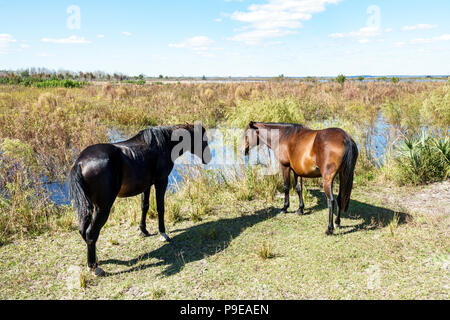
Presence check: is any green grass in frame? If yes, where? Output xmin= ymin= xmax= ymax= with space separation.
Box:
xmin=0 ymin=184 xmax=448 ymax=300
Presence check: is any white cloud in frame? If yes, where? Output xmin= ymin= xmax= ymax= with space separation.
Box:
xmin=402 ymin=24 xmax=437 ymax=31
xmin=169 ymin=36 xmax=217 ymax=57
xmin=97 ymin=34 xmax=105 ymax=38
xmin=20 ymin=44 xmax=30 ymax=49
xmin=228 ymin=0 xmax=341 ymax=44
xmin=121 ymin=32 xmax=132 ymax=36
xmin=37 ymin=52 xmax=56 ymax=57
xmin=41 ymin=35 xmax=91 ymax=44
xmin=0 ymin=34 xmax=17 ymax=54
xmin=395 ymin=34 xmax=450 ymax=47
xmin=329 ymin=26 xmax=382 ymax=39
xmin=169 ymin=36 xmax=213 ymax=49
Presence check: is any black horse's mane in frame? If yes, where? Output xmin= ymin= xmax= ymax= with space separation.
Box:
xmin=119 ymin=124 xmax=193 ymax=153
xmin=140 ymin=126 xmax=174 ymax=149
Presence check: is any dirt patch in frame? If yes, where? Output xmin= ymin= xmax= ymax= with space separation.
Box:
xmin=361 ymin=180 xmax=450 ymax=215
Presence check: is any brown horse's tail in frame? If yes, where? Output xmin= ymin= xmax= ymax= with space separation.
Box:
xmin=67 ymin=163 xmax=92 ymax=239
xmin=338 ymin=136 xmax=359 ymax=212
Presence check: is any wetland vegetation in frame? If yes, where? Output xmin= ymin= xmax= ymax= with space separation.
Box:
xmin=0 ymin=78 xmax=448 ymax=299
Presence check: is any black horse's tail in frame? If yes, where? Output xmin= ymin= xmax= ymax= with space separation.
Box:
xmin=338 ymin=136 xmax=358 ymax=212
xmin=67 ymin=163 xmax=92 ymax=238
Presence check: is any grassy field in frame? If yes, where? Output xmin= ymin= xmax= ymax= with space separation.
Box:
xmin=0 ymin=183 xmax=448 ymax=299
xmin=0 ymin=80 xmax=449 ymax=299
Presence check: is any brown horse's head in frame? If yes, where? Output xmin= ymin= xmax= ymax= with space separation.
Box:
xmin=242 ymin=121 xmax=259 ymax=156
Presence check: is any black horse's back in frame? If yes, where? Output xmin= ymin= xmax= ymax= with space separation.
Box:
xmin=68 ymin=144 xmax=122 ymax=237
xmin=68 ymin=123 xmax=211 ymax=272
xmin=80 ymin=144 xmax=123 ymax=204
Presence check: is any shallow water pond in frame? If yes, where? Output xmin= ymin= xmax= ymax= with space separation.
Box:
xmin=44 ymin=116 xmax=417 ymax=206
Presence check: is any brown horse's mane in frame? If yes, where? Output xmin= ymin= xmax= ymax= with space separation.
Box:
xmin=252 ymin=122 xmax=305 ymax=139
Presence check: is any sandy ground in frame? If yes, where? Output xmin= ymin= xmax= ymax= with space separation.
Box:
xmin=361 ymin=180 xmax=450 ymax=216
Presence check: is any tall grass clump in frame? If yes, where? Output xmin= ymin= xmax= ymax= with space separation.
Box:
xmin=227 ymin=97 xmax=305 ymax=128
xmin=0 ymin=139 xmax=64 ymax=244
xmin=421 ymin=84 xmax=450 ymax=128
xmin=383 ymin=132 xmax=450 ymax=185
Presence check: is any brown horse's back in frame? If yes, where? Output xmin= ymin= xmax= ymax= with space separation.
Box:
xmin=313 ymin=128 xmax=348 ymax=178
xmin=284 ymin=128 xmax=321 ymax=178
xmin=285 ymin=127 xmax=348 ymax=178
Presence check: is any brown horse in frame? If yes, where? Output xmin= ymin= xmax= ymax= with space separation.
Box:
xmin=242 ymin=122 xmax=358 ymax=235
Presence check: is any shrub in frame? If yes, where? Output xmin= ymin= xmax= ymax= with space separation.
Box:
xmin=33 ymin=79 xmax=85 ymax=88
xmin=336 ymin=74 xmax=346 ymax=85
xmin=227 ymin=97 xmax=305 ymax=128
xmin=386 ymin=133 xmax=450 ymax=185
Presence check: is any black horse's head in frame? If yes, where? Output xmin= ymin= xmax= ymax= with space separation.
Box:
xmin=172 ymin=123 xmax=211 ymax=165
xmin=193 ymin=123 xmax=212 ymax=165
xmin=242 ymin=121 xmax=259 ymax=156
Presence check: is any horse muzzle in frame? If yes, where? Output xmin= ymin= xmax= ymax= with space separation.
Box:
xmin=202 ymin=146 xmax=212 ymax=164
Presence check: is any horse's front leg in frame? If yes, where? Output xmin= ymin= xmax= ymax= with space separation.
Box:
xmin=280 ymin=165 xmax=291 ymax=213
xmin=155 ymin=179 xmax=171 ymax=242
xmin=139 ymin=187 xmax=151 ymax=237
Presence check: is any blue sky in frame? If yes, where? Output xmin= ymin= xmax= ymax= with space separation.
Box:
xmin=1 ymin=0 xmax=449 ymax=76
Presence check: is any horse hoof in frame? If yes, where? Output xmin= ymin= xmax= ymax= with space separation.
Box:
xmin=94 ymin=267 xmax=105 ymax=277
xmin=140 ymin=229 xmax=150 ymax=237
xmin=325 ymin=229 xmax=334 ymax=236
xmin=281 ymin=208 xmax=288 ymax=214
xmin=296 ymin=209 xmax=304 ymax=215
xmin=335 ymin=224 xmax=341 ymax=229
xmin=159 ymin=232 xmax=172 ymax=242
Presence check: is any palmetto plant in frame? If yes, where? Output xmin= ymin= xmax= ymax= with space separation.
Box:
xmin=395 ymin=132 xmax=450 ymax=184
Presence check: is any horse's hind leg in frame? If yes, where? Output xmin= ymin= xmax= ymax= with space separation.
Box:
xmin=86 ymin=205 xmax=111 ymax=271
xmin=294 ymin=174 xmax=305 ymax=215
xmin=78 ymin=211 xmax=91 ymax=242
xmin=155 ymin=179 xmax=171 ymax=242
xmin=323 ymin=173 xmax=336 ymax=236
xmin=139 ymin=187 xmax=151 ymax=237
xmin=280 ymin=165 xmax=291 ymax=213
xmin=335 ymin=171 xmax=345 ymax=228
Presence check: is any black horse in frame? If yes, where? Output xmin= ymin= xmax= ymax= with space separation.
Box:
xmin=68 ymin=123 xmax=211 ymax=272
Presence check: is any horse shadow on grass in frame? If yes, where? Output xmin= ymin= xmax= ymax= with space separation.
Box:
xmin=101 ymin=191 xmax=412 ymax=277
xmin=101 ymin=206 xmax=281 ymax=277
xmin=305 ymin=189 xmax=412 ymax=235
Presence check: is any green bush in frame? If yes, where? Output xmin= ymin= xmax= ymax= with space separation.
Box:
xmin=336 ymin=74 xmax=346 ymax=85
xmin=32 ymin=79 xmax=86 ymax=88
xmin=227 ymin=97 xmax=305 ymax=128
xmin=386 ymin=133 xmax=450 ymax=185
xmin=0 ymin=77 xmax=86 ymax=88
